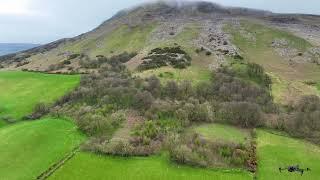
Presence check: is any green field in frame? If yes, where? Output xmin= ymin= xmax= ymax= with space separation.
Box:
xmin=49 ymin=152 xmax=252 ymax=180
xmin=257 ymin=130 xmax=320 ymax=180
xmin=191 ymin=124 xmax=250 ymax=144
xmin=0 ymin=118 xmax=85 ymax=180
xmin=0 ymin=71 xmax=80 ymax=122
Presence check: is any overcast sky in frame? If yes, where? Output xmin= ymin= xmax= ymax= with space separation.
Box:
xmin=1 ymin=0 xmax=320 ymax=44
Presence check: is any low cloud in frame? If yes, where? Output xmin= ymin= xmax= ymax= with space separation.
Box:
xmin=0 ymin=0 xmax=319 ymax=44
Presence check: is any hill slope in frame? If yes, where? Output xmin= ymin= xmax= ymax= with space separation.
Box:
xmin=0 ymin=1 xmax=320 ymax=180
xmin=0 ymin=1 xmax=319 ymax=104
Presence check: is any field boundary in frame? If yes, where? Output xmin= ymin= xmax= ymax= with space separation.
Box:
xmin=36 ymin=147 xmax=80 ymax=180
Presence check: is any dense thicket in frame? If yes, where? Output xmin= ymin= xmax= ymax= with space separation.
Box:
xmin=166 ymin=132 xmax=256 ymax=170
xmin=47 ymin=54 xmax=274 ymax=164
xmin=138 ymin=47 xmax=192 ymax=70
xmin=36 ymin=52 xmax=294 ymax=172
xmin=270 ymin=95 xmax=320 ymax=144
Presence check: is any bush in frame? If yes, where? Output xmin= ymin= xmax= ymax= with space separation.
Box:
xmin=15 ymin=61 xmax=30 ymax=67
xmin=284 ymin=95 xmax=320 ymax=141
xmin=247 ymin=63 xmax=272 ymax=88
xmin=47 ymin=63 xmax=65 ymax=71
xmin=76 ymin=111 xmax=124 ymax=136
xmin=218 ymin=102 xmax=263 ymax=128
xmin=25 ymin=102 xmax=50 ymax=120
xmin=167 ymin=133 xmax=250 ymax=168
xmin=138 ymin=47 xmax=192 ymax=70
xmin=67 ymin=53 xmax=81 ymax=60
xmin=210 ymin=70 xmax=274 ymax=112
xmin=145 ymin=100 xmax=178 ymax=120
xmin=177 ymin=81 xmax=194 ymax=100
xmin=163 ymin=81 xmax=179 ymax=99
xmin=63 ymin=60 xmax=71 ymax=65
xmin=133 ymin=91 xmax=155 ymax=110
xmin=144 ymin=75 xmax=161 ymax=98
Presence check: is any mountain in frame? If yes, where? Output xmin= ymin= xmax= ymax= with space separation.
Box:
xmin=1 ymin=1 xmax=320 ymax=179
xmin=0 ymin=43 xmax=40 ymax=56
xmin=0 ymin=0 xmax=319 ymax=104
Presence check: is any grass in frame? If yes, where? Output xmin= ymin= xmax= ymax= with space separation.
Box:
xmin=0 ymin=118 xmax=85 ymax=180
xmin=257 ymin=130 xmax=320 ymax=180
xmin=151 ymin=23 xmax=200 ymax=53
xmin=49 ymin=152 xmax=252 ymax=180
xmin=226 ymin=21 xmax=320 ymax=104
xmin=135 ymin=24 xmax=213 ymax=85
xmin=191 ymin=123 xmax=250 ymax=144
xmin=0 ymin=71 xmax=80 ymax=121
xmin=136 ymin=66 xmax=211 ymax=85
xmin=229 ymin=60 xmax=268 ymax=88
xmin=66 ymin=24 xmax=157 ymax=57
xmin=238 ymin=22 xmax=312 ymax=52
xmin=93 ymin=24 xmax=157 ymax=56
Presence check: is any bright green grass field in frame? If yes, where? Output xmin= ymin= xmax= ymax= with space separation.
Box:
xmin=50 ymin=152 xmax=252 ymax=180
xmin=257 ymin=130 xmax=320 ymax=180
xmin=0 ymin=118 xmax=85 ymax=180
xmin=191 ymin=124 xmax=250 ymax=144
xmin=0 ymin=71 xmax=80 ymax=121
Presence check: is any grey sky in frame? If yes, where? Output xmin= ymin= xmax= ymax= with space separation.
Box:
xmin=0 ymin=0 xmax=319 ymax=44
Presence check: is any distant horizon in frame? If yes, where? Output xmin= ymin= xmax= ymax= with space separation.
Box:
xmin=1 ymin=0 xmax=320 ymax=44
xmin=0 ymin=43 xmax=40 ymax=56
xmin=0 ymin=43 xmax=41 ymax=45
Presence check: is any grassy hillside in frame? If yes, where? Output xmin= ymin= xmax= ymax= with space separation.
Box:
xmin=135 ymin=23 xmax=214 ymax=84
xmin=49 ymin=152 xmax=252 ymax=180
xmin=257 ymin=130 xmax=320 ymax=179
xmin=1 ymin=4 xmax=320 ymax=180
xmin=137 ymin=66 xmax=211 ymax=85
xmin=65 ymin=23 xmax=157 ymax=57
xmin=0 ymin=118 xmax=85 ymax=180
xmin=227 ymin=21 xmax=320 ymax=104
xmin=0 ymin=71 xmax=80 ymax=123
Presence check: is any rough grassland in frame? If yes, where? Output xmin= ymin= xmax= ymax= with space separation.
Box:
xmin=257 ymin=130 xmax=320 ymax=180
xmin=49 ymin=152 xmax=252 ymax=180
xmin=65 ymin=24 xmax=157 ymax=57
xmin=191 ymin=124 xmax=250 ymax=144
xmin=0 ymin=118 xmax=85 ymax=180
xmin=136 ymin=24 xmax=213 ymax=84
xmin=227 ymin=22 xmax=320 ymax=104
xmin=137 ymin=66 xmax=211 ymax=85
xmin=0 ymin=71 xmax=80 ymax=121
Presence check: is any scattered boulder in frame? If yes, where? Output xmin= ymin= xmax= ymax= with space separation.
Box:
xmin=271 ymin=39 xmax=289 ymax=48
